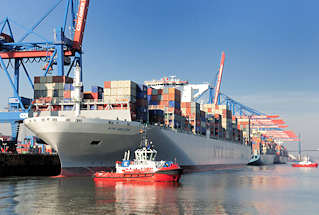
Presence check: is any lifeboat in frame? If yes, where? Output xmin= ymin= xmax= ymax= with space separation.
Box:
xmin=93 ymin=138 xmax=183 ymax=182
xmin=292 ymin=156 xmax=318 ymax=168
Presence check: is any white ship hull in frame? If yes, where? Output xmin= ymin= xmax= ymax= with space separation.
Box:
xmin=24 ymin=116 xmax=251 ymax=176
xmin=274 ymin=154 xmax=288 ymax=164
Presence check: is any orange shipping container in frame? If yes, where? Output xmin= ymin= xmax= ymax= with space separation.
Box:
xmin=147 ymin=88 xmax=153 ymax=95
xmin=64 ymin=90 xmax=71 ymax=98
xmin=168 ymin=88 xmax=175 ymax=94
xmin=163 ymin=94 xmax=168 ymax=100
xmin=168 ymin=94 xmax=175 ymax=100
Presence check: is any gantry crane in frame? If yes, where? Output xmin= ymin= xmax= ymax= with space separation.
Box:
xmin=0 ymin=0 xmax=89 ymax=150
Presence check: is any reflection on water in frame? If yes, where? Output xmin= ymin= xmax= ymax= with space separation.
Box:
xmin=95 ymin=181 xmax=181 ymax=214
xmin=0 ymin=165 xmax=318 ymax=215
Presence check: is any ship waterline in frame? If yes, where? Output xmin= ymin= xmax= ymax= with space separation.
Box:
xmin=24 ymin=116 xmax=251 ymax=176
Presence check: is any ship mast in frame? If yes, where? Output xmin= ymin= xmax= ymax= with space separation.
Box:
xmin=74 ymin=64 xmax=83 ymax=117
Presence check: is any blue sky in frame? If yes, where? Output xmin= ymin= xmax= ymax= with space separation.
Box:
xmin=0 ymin=0 xmax=318 ymax=154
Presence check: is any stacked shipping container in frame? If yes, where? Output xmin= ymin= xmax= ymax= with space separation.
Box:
xmin=104 ymin=80 xmax=137 ymax=103
xmin=201 ymin=104 xmax=234 ymax=140
xmin=83 ymin=86 xmax=104 ymax=101
xmin=34 ymin=76 xmax=74 ymax=104
xmin=181 ymin=102 xmax=201 ymax=134
xmin=147 ymin=87 xmax=183 ymax=128
xmin=135 ymin=84 xmax=148 ymax=122
xmin=103 ymin=80 xmax=148 ymax=122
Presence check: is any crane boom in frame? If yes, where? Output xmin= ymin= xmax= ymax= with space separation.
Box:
xmin=213 ymin=51 xmax=225 ymax=105
xmin=73 ymin=0 xmax=90 ymax=51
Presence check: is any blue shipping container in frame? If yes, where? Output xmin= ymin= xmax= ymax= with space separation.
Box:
xmin=64 ymin=84 xmax=71 ymax=90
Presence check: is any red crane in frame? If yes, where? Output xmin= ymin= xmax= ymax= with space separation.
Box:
xmin=213 ymin=51 xmax=225 ymax=105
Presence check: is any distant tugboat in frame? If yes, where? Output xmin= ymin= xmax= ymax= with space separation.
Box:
xmin=291 ymin=135 xmax=317 ymax=168
xmin=93 ymin=136 xmax=183 ymax=182
xmin=292 ymin=156 xmax=318 ymax=168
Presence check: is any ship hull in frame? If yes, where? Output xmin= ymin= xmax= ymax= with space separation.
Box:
xmin=274 ymin=154 xmax=288 ymax=164
xmin=24 ymin=116 xmax=251 ymax=176
xmin=248 ymin=154 xmax=275 ymax=166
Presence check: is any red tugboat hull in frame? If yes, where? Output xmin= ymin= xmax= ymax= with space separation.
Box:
xmin=292 ymin=163 xmax=318 ymax=168
xmin=94 ymin=166 xmax=183 ymax=182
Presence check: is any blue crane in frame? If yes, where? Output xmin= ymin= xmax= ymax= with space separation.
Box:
xmin=0 ymin=0 xmax=90 ymax=149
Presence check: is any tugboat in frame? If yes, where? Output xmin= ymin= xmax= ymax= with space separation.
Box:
xmin=93 ymin=137 xmax=183 ymax=182
xmin=291 ymin=156 xmax=318 ymax=168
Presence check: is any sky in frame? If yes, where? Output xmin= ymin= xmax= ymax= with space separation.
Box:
xmin=0 ymin=0 xmax=318 ymax=155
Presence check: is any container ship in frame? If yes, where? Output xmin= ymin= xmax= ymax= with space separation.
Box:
xmin=24 ymin=68 xmax=252 ymax=176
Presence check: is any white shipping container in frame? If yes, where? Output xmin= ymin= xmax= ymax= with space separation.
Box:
xmin=47 ymin=76 xmax=53 ymax=83
xmin=110 ymin=88 xmax=118 ymax=96
xmin=58 ymin=90 xmax=64 ymax=97
xmin=104 ymin=88 xmax=111 ymax=96
xmin=58 ymin=83 xmax=64 ymax=90
xmin=34 ymin=84 xmax=40 ymax=90
xmin=40 ymin=76 xmax=46 ymax=83
xmin=110 ymin=81 xmax=119 ymax=88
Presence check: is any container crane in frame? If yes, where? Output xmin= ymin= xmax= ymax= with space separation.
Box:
xmin=210 ymin=51 xmax=225 ymax=105
xmin=0 ymin=0 xmax=90 ymax=149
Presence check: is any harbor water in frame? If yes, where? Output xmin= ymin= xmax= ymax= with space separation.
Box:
xmin=0 ymin=164 xmax=318 ymax=215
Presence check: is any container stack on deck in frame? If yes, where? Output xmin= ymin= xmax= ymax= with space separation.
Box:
xmin=147 ymin=88 xmax=184 ymax=129
xmin=103 ymin=80 xmax=137 ymax=103
xmin=135 ymin=84 xmax=148 ymax=122
xmin=83 ymin=86 xmax=103 ymax=101
xmin=205 ymin=113 xmax=223 ymax=138
xmin=102 ymin=80 xmax=148 ymax=122
xmin=180 ymin=102 xmax=201 ymax=134
xmin=201 ymin=104 xmax=234 ymax=140
xmin=34 ymin=76 xmax=74 ymax=105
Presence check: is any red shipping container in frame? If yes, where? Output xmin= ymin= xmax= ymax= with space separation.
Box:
xmin=34 ymin=77 xmax=40 ymax=83
xmin=104 ymin=81 xmax=111 ymax=88
xmin=151 ymin=95 xmax=157 ymax=100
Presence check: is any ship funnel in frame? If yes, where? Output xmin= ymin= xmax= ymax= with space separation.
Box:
xmin=73 ymin=64 xmax=83 ymax=117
